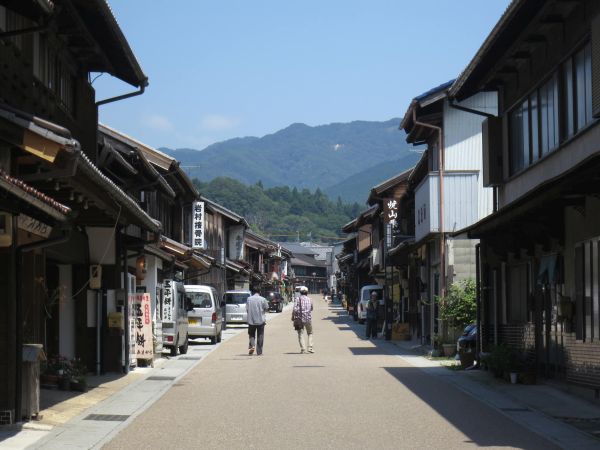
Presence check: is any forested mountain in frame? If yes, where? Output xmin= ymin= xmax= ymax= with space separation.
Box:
xmin=324 ymin=152 xmax=420 ymax=203
xmin=194 ymin=177 xmax=363 ymax=243
xmin=162 ymin=119 xmax=415 ymax=203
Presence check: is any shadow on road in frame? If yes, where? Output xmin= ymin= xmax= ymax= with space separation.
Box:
xmin=383 ymin=366 xmax=557 ymax=449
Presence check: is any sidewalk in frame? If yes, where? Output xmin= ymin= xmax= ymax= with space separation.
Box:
xmin=386 ymin=330 xmax=600 ymax=449
xmin=0 ymin=323 xmax=251 ymax=450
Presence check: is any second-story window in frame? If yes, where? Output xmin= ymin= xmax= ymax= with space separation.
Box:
xmin=564 ymin=42 xmax=593 ymax=139
xmin=508 ymin=41 xmax=595 ymax=176
xmin=33 ymin=32 xmax=76 ymax=115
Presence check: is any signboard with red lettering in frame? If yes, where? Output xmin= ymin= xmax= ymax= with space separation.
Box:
xmin=132 ymin=293 xmax=153 ymax=360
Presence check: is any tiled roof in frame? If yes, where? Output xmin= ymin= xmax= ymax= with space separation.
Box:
xmin=0 ymin=169 xmax=70 ymax=218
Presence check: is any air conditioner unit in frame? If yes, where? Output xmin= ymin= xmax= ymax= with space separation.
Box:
xmin=90 ymin=265 xmax=102 ymax=289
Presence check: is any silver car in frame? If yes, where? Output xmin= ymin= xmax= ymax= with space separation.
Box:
xmin=224 ymin=290 xmax=250 ymax=323
xmin=185 ymin=285 xmax=223 ymax=344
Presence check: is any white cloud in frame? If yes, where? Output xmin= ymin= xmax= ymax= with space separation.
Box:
xmin=144 ymin=114 xmax=174 ymax=132
xmin=200 ymin=114 xmax=239 ymax=131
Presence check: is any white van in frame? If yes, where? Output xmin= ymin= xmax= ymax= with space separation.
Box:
xmin=224 ymin=290 xmax=250 ymax=323
xmin=185 ymin=285 xmax=223 ymax=344
xmin=356 ymin=284 xmax=384 ymax=324
xmin=161 ymin=279 xmax=190 ymax=356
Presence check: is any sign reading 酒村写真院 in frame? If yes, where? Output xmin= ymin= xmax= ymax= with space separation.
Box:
xmin=191 ymin=201 xmax=205 ymax=249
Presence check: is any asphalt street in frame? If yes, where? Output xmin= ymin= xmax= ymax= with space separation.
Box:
xmin=103 ymin=296 xmax=559 ymax=450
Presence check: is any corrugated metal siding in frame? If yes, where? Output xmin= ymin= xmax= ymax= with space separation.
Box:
xmin=444 ymin=173 xmax=478 ymax=233
xmin=443 ymin=92 xmax=497 ymax=171
xmin=415 ymin=172 xmax=479 ymax=240
xmin=443 ymin=92 xmax=497 ymax=222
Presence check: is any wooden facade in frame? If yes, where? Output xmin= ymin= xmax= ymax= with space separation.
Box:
xmin=452 ymin=0 xmax=600 ymax=392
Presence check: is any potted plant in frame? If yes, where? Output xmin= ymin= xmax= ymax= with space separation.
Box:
xmin=487 ymin=344 xmax=520 ymax=381
xmin=41 ymin=355 xmax=69 ymax=388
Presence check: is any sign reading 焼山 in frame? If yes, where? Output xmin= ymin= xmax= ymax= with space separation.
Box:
xmin=191 ymin=201 xmax=205 ymax=249
xmin=383 ymin=198 xmax=400 ymax=227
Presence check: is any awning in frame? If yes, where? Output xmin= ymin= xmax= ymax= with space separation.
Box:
xmin=0 ymin=102 xmax=77 ymax=162
xmin=185 ymin=252 xmax=212 ymax=270
xmin=1 ymin=103 xmax=161 ymax=233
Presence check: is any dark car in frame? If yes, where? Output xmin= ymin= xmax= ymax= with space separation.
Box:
xmin=457 ymin=324 xmax=477 ymax=353
xmin=267 ymin=292 xmax=284 ymax=313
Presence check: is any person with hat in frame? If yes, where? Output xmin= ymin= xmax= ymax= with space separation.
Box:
xmin=292 ymin=286 xmax=314 ymax=353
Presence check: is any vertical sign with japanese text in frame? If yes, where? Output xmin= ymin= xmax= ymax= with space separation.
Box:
xmin=191 ymin=201 xmax=205 ymax=249
xmin=228 ymin=225 xmax=245 ymax=260
xmin=384 ymin=198 xmax=400 ymax=248
xmin=133 ymin=293 xmax=153 ymax=360
xmin=384 ymin=198 xmax=399 ymax=226
xmin=162 ymin=279 xmax=173 ymax=322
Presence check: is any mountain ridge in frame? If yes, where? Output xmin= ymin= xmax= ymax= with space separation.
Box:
xmin=160 ymin=118 xmax=417 ymax=203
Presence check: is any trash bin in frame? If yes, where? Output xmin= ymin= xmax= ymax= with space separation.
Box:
xmin=22 ymin=344 xmax=46 ymax=420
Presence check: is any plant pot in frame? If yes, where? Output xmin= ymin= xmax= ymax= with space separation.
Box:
xmin=510 ymin=372 xmax=518 ymax=384
xmin=40 ymin=374 xmax=59 ymax=388
xmin=520 ymin=371 xmax=537 ymax=385
xmin=459 ymin=351 xmax=475 ymax=368
xmin=442 ymin=344 xmax=456 ymax=357
xmin=59 ymin=377 xmax=71 ymax=391
xmin=70 ymin=380 xmax=88 ymax=392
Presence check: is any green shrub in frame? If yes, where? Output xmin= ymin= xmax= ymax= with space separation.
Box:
xmin=437 ymin=279 xmax=476 ymax=328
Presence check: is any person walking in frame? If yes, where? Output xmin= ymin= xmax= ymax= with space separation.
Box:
xmin=292 ymin=286 xmax=314 ymax=353
xmin=365 ymin=291 xmax=379 ymax=339
xmin=246 ymin=288 xmax=268 ymax=355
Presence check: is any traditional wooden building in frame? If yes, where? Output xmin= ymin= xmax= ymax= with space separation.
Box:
xmin=192 ymin=196 xmax=249 ymax=296
xmin=400 ymin=80 xmax=497 ymax=345
xmin=451 ymin=0 xmax=600 ymax=391
xmin=0 ymin=0 xmax=154 ymax=423
xmin=367 ymin=169 xmax=415 ymax=340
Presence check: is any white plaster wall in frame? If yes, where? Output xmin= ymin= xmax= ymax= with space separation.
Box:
xmin=86 ymin=227 xmax=116 ymax=264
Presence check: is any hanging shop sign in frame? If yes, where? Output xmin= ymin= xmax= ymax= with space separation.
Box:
xmin=18 ymin=214 xmax=52 ymax=238
xmin=384 ymin=198 xmax=399 ymax=226
xmin=191 ymin=201 xmax=205 ymax=249
xmin=228 ymin=224 xmax=245 ymax=260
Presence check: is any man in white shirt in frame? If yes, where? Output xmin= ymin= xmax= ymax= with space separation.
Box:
xmin=246 ymin=288 xmax=269 ymax=355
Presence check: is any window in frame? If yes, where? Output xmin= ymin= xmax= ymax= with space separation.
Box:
xmin=564 ymin=42 xmax=593 ymax=139
xmin=575 ymin=238 xmax=600 ymax=342
xmin=187 ymin=292 xmax=212 ymax=308
xmin=508 ymin=43 xmax=594 ymax=176
xmin=33 ymin=32 xmax=76 ymax=114
xmin=508 ymin=263 xmax=529 ymax=323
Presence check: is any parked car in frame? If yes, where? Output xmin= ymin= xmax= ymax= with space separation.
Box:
xmin=356 ymin=285 xmax=384 ymax=324
xmin=267 ymin=292 xmax=284 ymax=313
xmin=185 ymin=285 xmax=223 ymax=344
xmin=457 ymin=324 xmax=477 ymax=353
xmin=224 ymin=290 xmax=250 ymax=323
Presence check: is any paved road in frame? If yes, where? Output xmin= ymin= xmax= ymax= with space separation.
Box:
xmin=103 ymin=296 xmax=559 ymax=450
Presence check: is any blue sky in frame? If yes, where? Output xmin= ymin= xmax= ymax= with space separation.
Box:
xmin=96 ymin=1 xmax=511 ymax=150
